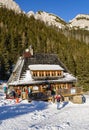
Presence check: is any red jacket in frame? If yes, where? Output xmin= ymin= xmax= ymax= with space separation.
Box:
xmin=25 ymin=89 xmax=28 ymax=94
xmin=55 ymin=95 xmax=61 ymax=102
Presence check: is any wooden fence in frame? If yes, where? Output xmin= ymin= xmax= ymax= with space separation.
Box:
xmin=59 ymin=87 xmax=83 ymax=97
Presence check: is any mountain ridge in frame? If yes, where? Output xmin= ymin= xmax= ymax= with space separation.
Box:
xmin=69 ymin=14 xmax=89 ymax=30
xmin=0 ymin=0 xmax=89 ymax=31
xmin=27 ymin=11 xmax=68 ymax=29
xmin=28 ymin=11 xmax=89 ymax=31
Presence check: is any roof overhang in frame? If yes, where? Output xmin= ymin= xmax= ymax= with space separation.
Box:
xmin=8 ymin=73 xmax=77 ymax=86
xmin=28 ymin=64 xmax=64 ymax=71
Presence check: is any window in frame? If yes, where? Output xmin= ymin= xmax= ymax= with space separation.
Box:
xmin=46 ymin=71 xmax=50 ymax=76
xmin=58 ymin=71 xmax=61 ymax=76
xmin=52 ymin=71 xmax=54 ymax=76
xmin=39 ymin=71 xmax=44 ymax=77
xmin=33 ymin=71 xmax=37 ymax=77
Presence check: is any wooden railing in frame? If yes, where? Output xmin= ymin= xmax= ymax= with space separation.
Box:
xmin=28 ymin=87 xmax=83 ymax=101
xmin=59 ymin=87 xmax=83 ymax=96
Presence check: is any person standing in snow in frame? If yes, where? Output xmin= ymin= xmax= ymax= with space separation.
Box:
xmin=16 ymin=88 xmax=21 ymax=98
xmin=3 ymin=83 xmax=8 ymax=98
xmin=28 ymin=87 xmax=32 ymax=96
xmin=25 ymin=88 xmax=29 ymax=99
xmin=55 ymin=94 xmax=61 ymax=109
xmin=51 ymin=87 xmax=56 ymax=103
xmin=28 ymin=87 xmax=32 ymax=102
xmin=11 ymin=89 xmax=16 ymax=99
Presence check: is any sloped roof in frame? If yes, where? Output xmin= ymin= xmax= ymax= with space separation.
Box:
xmin=9 ymin=71 xmax=77 ymax=86
xmin=22 ymin=53 xmax=68 ymax=71
xmin=8 ymin=53 xmax=76 ymax=86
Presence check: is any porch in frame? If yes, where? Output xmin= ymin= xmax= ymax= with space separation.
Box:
xmin=26 ymin=87 xmax=83 ymax=102
xmin=8 ymin=84 xmax=83 ymax=102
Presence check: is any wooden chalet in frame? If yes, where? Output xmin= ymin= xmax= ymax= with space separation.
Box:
xmin=7 ymin=47 xmax=83 ymax=102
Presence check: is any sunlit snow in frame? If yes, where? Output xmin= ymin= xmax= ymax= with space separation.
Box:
xmin=0 ymin=87 xmax=89 ymax=130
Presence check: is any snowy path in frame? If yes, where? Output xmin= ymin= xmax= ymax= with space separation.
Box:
xmin=0 ymin=89 xmax=89 ymax=130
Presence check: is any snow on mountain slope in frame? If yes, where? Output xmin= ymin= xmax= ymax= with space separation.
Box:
xmin=27 ymin=11 xmax=67 ymax=29
xmin=0 ymin=0 xmax=22 ymax=13
xmin=69 ymin=14 xmax=89 ymax=30
xmin=27 ymin=11 xmax=89 ymax=31
xmin=0 ymin=0 xmax=89 ymax=31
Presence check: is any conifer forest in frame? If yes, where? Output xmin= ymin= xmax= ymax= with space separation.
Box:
xmin=0 ymin=8 xmax=89 ymax=91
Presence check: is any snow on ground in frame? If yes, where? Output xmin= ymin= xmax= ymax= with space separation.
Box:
xmin=0 ymin=88 xmax=89 ymax=130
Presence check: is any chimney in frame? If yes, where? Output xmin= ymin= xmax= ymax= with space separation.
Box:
xmin=23 ymin=48 xmax=31 ymax=58
xmin=29 ymin=45 xmax=33 ymax=56
xmin=23 ymin=45 xmax=33 ymax=58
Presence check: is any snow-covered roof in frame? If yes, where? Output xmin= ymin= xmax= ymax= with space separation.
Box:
xmin=28 ymin=64 xmax=64 ymax=71
xmin=8 ymin=71 xmax=77 ymax=86
xmin=19 ymin=70 xmax=32 ymax=82
xmin=8 ymin=53 xmax=74 ymax=86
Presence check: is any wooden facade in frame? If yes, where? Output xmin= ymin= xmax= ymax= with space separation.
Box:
xmin=32 ymin=70 xmax=63 ymax=77
xmin=8 ymin=82 xmax=83 ymax=101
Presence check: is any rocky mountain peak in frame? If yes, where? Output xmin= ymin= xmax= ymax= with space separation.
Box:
xmin=27 ymin=11 xmax=89 ymax=31
xmin=0 ymin=0 xmax=89 ymax=31
xmin=27 ymin=11 xmax=67 ymax=29
xmin=0 ymin=0 xmax=22 ymax=13
xmin=69 ymin=14 xmax=89 ymax=30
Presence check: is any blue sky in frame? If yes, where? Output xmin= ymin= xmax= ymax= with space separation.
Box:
xmin=14 ymin=0 xmax=89 ymax=22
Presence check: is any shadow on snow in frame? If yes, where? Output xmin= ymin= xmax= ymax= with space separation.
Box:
xmin=0 ymin=101 xmax=49 ymax=121
xmin=57 ymin=101 xmax=69 ymax=110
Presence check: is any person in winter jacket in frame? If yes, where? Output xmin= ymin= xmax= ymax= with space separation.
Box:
xmin=55 ymin=94 xmax=61 ymax=109
xmin=11 ymin=90 xmax=16 ymax=99
xmin=3 ymin=83 xmax=8 ymax=98
xmin=16 ymin=88 xmax=21 ymax=97
xmin=25 ymin=88 xmax=29 ymax=99
xmin=51 ymin=88 xmax=56 ymax=103
xmin=28 ymin=87 xmax=32 ymax=102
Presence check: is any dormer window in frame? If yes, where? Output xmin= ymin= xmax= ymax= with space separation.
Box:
xmin=29 ymin=64 xmax=64 ymax=79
